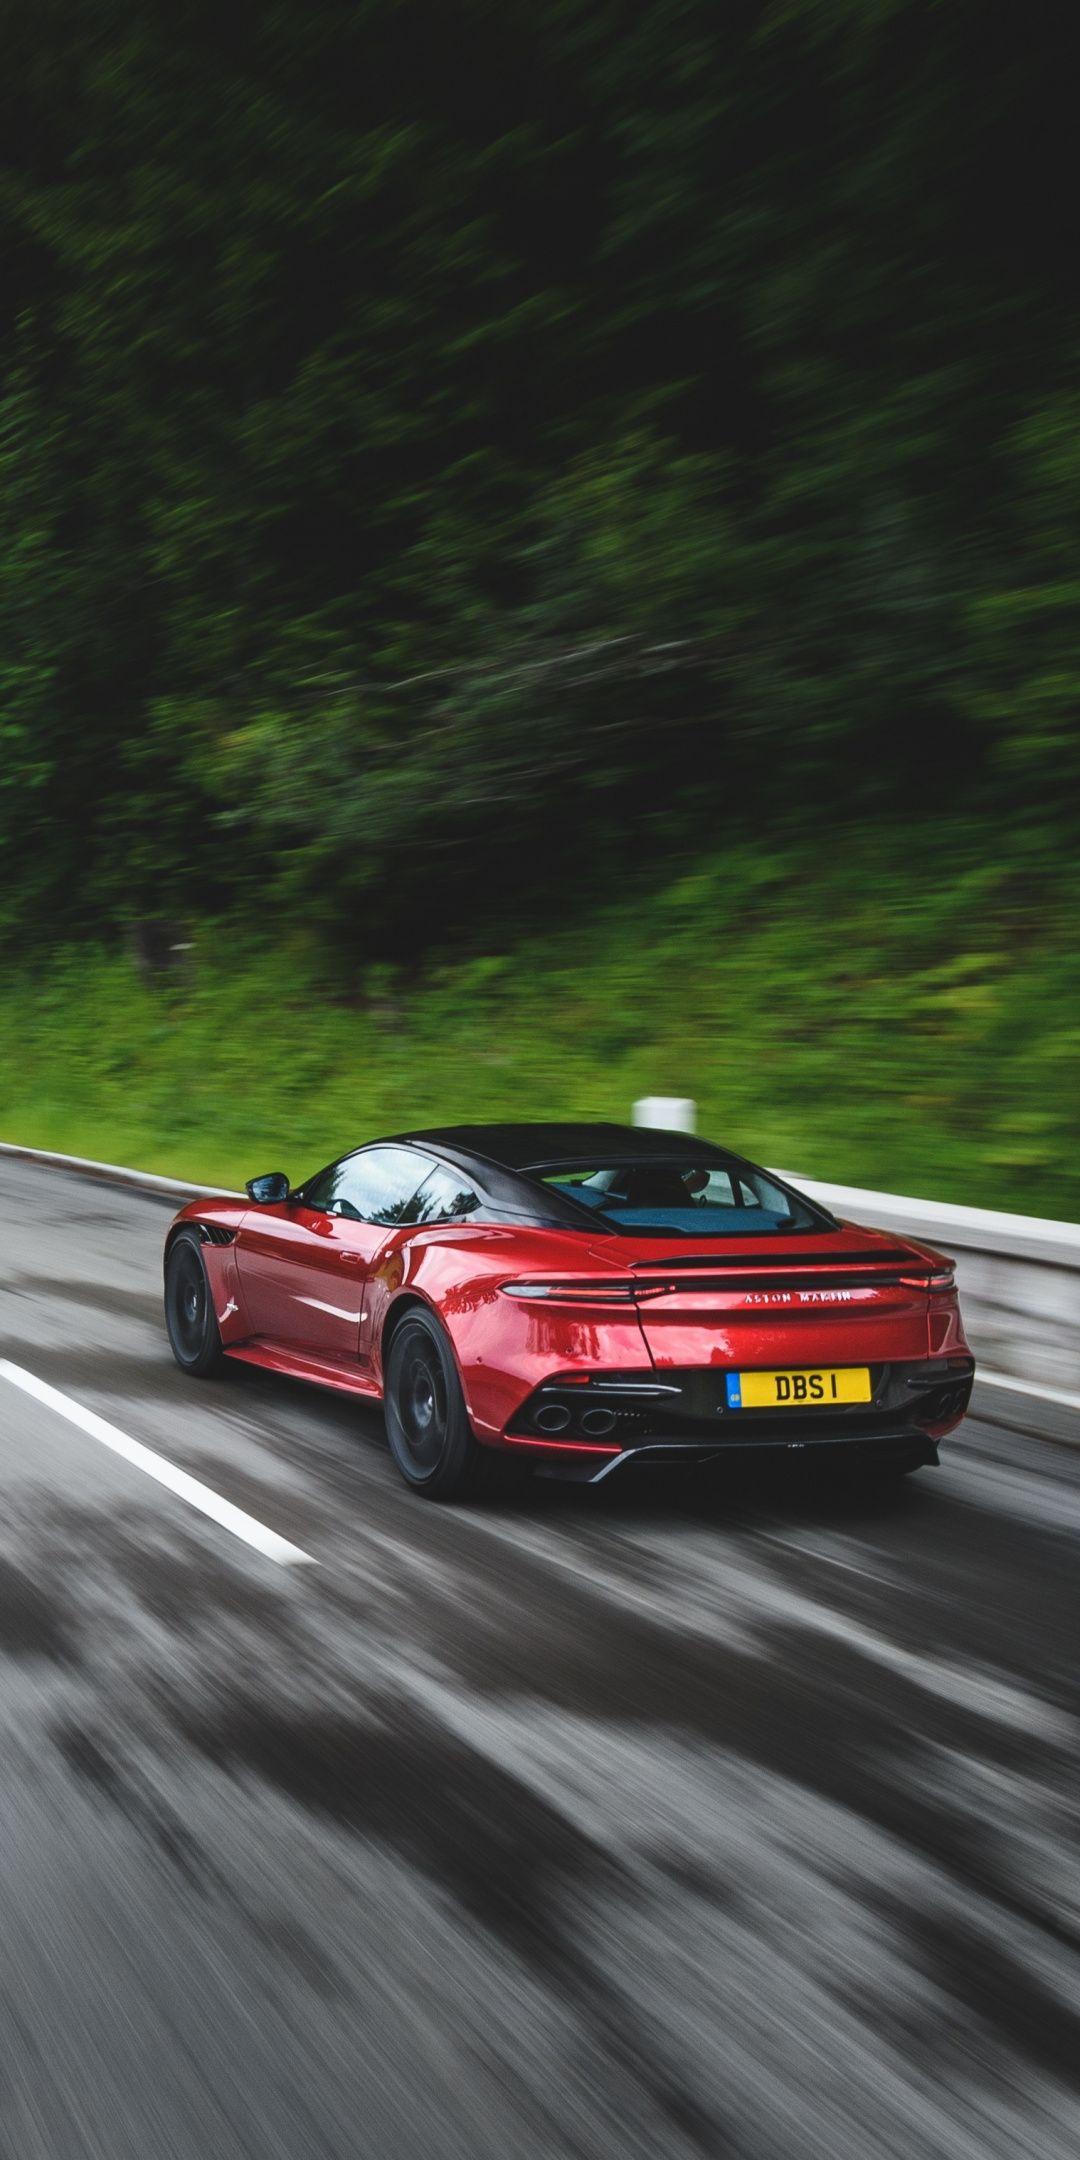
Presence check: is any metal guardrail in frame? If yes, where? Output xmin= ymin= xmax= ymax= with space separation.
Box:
xmin=770 ymin=1170 xmax=1080 ymax=1394
xmin=631 ymin=1100 xmax=1079 ymax=1393
xmin=0 ymin=1139 xmax=237 ymax=1200
xmin=5 ymin=1131 xmax=1079 ymax=1394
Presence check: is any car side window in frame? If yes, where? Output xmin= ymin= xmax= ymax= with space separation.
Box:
xmin=735 ymin=1167 xmax=797 ymax=1218
xmin=302 ymin=1146 xmax=427 ymax=1225
xmin=407 ymin=1164 xmax=480 ymax=1225
xmin=698 ymin=1169 xmax=736 ymax=1206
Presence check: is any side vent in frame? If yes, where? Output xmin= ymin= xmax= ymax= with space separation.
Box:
xmin=198 ymin=1222 xmax=237 ymax=1246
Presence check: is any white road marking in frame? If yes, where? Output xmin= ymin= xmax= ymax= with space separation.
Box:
xmin=0 ymin=1358 xmax=314 ymax=1566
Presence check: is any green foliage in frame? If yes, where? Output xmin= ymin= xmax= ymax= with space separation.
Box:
xmin=0 ymin=10 xmax=1074 ymax=1221
xmin=0 ymin=1 xmax=1077 ymax=943
xmin=1 ymin=829 xmax=1076 ymax=1218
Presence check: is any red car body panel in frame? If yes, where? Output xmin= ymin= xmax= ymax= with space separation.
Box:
xmin=166 ymin=1128 xmax=974 ymax=1477
xmin=235 ymin=1199 xmax=381 ymax=1360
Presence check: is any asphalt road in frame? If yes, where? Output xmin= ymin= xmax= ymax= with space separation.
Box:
xmin=1 ymin=1157 xmax=1078 ymax=2160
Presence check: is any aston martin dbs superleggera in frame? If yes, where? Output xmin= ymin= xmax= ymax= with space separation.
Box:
xmin=163 ymin=1122 xmax=974 ymax=1498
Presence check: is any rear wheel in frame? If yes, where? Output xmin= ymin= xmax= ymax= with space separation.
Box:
xmin=164 ymin=1230 xmax=223 ymax=1376
xmin=384 ymin=1310 xmax=485 ymax=1500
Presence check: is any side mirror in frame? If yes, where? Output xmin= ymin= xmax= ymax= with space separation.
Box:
xmin=245 ymin=1171 xmax=290 ymax=1205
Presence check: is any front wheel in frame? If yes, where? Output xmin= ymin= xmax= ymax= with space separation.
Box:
xmin=164 ymin=1230 xmax=223 ymax=1376
xmin=384 ymin=1310 xmax=485 ymax=1500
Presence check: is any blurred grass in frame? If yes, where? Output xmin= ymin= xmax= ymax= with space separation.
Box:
xmin=1 ymin=835 xmax=1077 ymax=1219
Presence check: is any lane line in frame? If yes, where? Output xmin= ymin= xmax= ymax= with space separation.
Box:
xmin=976 ymin=1369 xmax=1080 ymax=1416
xmin=0 ymin=1359 xmax=315 ymax=1567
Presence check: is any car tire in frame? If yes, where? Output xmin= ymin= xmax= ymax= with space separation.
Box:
xmin=384 ymin=1309 xmax=486 ymax=1500
xmin=164 ymin=1230 xmax=224 ymax=1377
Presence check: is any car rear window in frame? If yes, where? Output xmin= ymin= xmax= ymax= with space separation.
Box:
xmin=406 ymin=1164 xmax=481 ymax=1225
xmin=533 ymin=1157 xmax=827 ymax=1235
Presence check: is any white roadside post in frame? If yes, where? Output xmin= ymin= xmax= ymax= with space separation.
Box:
xmin=632 ymin=1097 xmax=697 ymax=1133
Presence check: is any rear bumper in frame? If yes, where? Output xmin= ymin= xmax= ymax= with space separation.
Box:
xmin=584 ymin=1431 xmax=941 ymax=1485
xmin=503 ymin=1356 xmax=975 ymax=1481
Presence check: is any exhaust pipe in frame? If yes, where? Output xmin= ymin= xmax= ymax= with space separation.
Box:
xmin=534 ymin=1402 xmax=572 ymax=1435
xmin=581 ymin=1406 xmax=618 ymax=1437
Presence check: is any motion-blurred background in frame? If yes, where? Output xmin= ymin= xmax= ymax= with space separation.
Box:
xmin=1 ymin=0 xmax=1076 ymax=1205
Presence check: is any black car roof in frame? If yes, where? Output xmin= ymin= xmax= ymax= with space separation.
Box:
xmin=341 ymin=1123 xmax=833 ymax=1234
xmin=398 ymin=1121 xmax=717 ymax=1171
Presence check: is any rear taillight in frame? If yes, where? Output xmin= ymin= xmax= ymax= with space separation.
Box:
xmin=500 ymin=1279 xmax=637 ymax=1304
xmin=503 ymin=1269 xmax=957 ymax=1301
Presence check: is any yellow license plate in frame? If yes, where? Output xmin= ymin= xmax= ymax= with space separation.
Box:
xmin=725 ymin=1367 xmax=871 ymax=1410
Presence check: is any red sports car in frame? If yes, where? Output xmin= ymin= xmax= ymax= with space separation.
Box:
xmin=163 ymin=1122 xmax=974 ymax=1499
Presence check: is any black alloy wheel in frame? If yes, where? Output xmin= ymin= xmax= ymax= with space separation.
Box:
xmin=164 ymin=1230 xmax=223 ymax=1376
xmin=384 ymin=1310 xmax=484 ymax=1499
